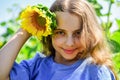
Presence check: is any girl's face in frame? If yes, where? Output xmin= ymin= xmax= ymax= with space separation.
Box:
xmin=52 ymin=12 xmax=84 ymax=65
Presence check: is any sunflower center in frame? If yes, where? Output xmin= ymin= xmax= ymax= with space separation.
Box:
xmin=37 ymin=16 xmax=46 ymax=27
xmin=31 ymin=11 xmax=46 ymax=31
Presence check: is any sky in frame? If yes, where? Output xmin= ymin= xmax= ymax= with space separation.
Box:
xmin=0 ymin=0 xmax=120 ymax=34
xmin=0 ymin=0 xmax=55 ymax=22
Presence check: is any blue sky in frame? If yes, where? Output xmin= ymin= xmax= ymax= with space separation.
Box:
xmin=0 ymin=0 xmax=55 ymax=22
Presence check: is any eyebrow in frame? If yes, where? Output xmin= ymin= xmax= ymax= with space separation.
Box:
xmin=54 ymin=28 xmax=65 ymax=31
xmin=54 ymin=28 xmax=82 ymax=32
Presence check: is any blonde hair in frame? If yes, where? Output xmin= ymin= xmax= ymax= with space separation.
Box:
xmin=42 ymin=0 xmax=118 ymax=79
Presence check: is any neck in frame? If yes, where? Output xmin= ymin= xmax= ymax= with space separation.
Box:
xmin=54 ymin=56 xmax=78 ymax=65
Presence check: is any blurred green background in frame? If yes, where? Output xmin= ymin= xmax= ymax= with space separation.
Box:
xmin=0 ymin=0 xmax=120 ymax=78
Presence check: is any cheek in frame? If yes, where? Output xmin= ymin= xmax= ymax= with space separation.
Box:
xmin=75 ymin=39 xmax=85 ymax=50
xmin=52 ymin=37 xmax=65 ymax=52
xmin=52 ymin=36 xmax=66 ymax=45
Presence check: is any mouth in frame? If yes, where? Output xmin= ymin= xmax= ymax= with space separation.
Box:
xmin=63 ymin=48 xmax=76 ymax=54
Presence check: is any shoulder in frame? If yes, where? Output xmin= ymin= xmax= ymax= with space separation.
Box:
xmin=10 ymin=53 xmax=50 ymax=79
xmin=68 ymin=57 xmax=115 ymax=80
xmin=20 ymin=53 xmax=47 ymax=68
xmin=86 ymin=62 xmax=115 ymax=80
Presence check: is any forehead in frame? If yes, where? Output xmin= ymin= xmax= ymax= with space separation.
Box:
xmin=55 ymin=12 xmax=82 ymax=31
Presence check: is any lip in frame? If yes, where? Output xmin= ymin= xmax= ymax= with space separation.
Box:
xmin=63 ymin=48 xmax=76 ymax=54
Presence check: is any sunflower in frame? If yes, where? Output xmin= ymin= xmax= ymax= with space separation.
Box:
xmin=20 ymin=4 xmax=56 ymax=40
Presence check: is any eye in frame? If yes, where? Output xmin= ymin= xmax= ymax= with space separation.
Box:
xmin=76 ymin=31 xmax=81 ymax=35
xmin=53 ymin=30 xmax=65 ymax=36
xmin=73 ymin=30 xmax=81 ymax=38
xmin=55 ymin=31 xmax=65 ymax=35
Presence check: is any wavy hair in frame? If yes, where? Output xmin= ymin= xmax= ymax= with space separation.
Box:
xmin=42 ymin=0 xmax=118 ymax=79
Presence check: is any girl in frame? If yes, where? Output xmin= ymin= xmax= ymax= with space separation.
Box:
xmin=0 ymin=0 xmax=118 ymax=80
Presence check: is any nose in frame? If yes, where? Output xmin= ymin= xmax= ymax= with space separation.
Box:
xmin=65 ymin=35 xmax=74 ymax=47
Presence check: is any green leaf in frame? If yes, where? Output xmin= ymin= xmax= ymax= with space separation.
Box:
xmin=7 ymin=27 xmax=14 ymax=34
xmin=113 ymin=53 xmax=120 ymax=72
xmin=9 ymin=19 xmax=14 ymax=23
xmin=87 ymin=0 xmax=97 ymax=3
xmin=109 ymin=39 xmax=120 ymax=53
xmin=107 ymin=21 xmax=112 ymax=30
xmin=102 ymin=13 xmax=112 ymax=16
xmin=94 ymin=4 xmax=102 ymax=9
xmin=116 ymin=19 xmax=120 ymax=29
xmin=0 ymin=22 xmax=6 ymax=26
xmin=101 ymin=22 xmax=107 ymax=30
xmin=111 ymin=0 xmax=115 ymax=3
xmin=2 ymin=32 xmax=9 ymax=37
xmin=0 ymin=41 xmax=3 ymax=47
xmin=109 ymin=30 xmax=120 ymax=53
xmin=110 ymin=30 xmax=120 ymax=44
xmin=95 ymin=9 xmax=102 ymax=16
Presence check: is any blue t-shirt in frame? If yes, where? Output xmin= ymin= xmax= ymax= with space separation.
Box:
xmin=10 ymin=53 xmax=116 ymax=80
